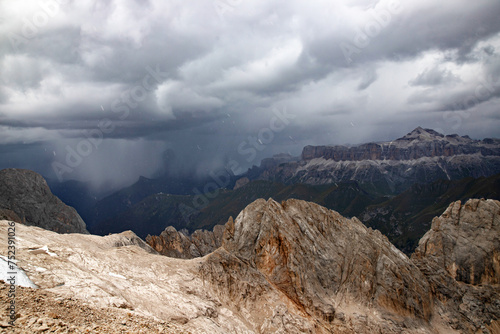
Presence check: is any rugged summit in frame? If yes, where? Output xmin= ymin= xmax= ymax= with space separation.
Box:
xmin=245 ymin=127 xmax=500 ymax=193
xmin=208 ymin=199 xmax=432 ymax=325
xmin=0 ymin=168 xmax=88 ymax=234
xmin=412 ymin=198 xmax=500 ymax=332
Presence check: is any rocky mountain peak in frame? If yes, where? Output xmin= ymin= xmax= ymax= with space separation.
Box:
xmin=0 ymin=168 xmax=88 ymax=234
xmin=221 ymin=198 xmax=432 ymax=322
xmin=397 ymin=126 xmax=445 ymax=141
xmin=248 ymin=128 xmax=500 ymax=193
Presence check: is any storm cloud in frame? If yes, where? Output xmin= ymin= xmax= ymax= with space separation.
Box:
xmin=1 ymin=0 xmax=500 ymax=191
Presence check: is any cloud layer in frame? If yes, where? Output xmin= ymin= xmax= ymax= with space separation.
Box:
xmin=1 ymin=0 xmax=499 ymax=189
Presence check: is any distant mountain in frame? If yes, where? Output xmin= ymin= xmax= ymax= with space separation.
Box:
xmin=55 ymin=127 xmax=500 ymax=251
xmin=0 ymin=168 xmax=88 ymax=234
xmin=244 ymin=127 xmax=500 ymax=194
xmin=86 ymin=174 xmax=235 ymax=234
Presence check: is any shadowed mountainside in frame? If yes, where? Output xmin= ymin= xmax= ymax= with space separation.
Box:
xmin=0 ymin=168 xmax=88 ymax=234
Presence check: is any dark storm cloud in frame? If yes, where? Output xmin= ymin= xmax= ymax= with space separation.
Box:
xmin=0 ymin=0 xmax=499 ymax=189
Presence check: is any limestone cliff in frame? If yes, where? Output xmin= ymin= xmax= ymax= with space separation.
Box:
xmin=200 ymin=199 xmax=434 ymax=332
xmin=245 ymin=127 xmax=500 ymax=193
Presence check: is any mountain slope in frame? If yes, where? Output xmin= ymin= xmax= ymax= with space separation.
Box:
xmin=96 ymin=180 xmax=379 ymax=238
xmin=48 ymin=179 xmax=97 ymax=230
xmin=412 ymin=199 xmax=500 ymax=332
xmin=0 ymin=169 xmax=88 ymax=234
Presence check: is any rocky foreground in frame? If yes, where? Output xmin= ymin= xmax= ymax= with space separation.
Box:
xmin=0 ymin=198 xmax=499 ymax=333
xmin=0 ymin=283 xmax=181 ymax=333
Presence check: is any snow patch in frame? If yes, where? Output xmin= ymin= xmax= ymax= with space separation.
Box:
xmin=0 ymin=257 xmax=38 ymax=288
xmin=108 ymin=272 xmax=126 ymax=279
xmin=28 ymin=245 xmax=57 ymax=257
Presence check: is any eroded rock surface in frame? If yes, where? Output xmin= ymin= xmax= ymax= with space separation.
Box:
xmin=412 ymin=198 xmax=500 ymax=333
xmin=218 ymin=199 xmax=432 ymax=323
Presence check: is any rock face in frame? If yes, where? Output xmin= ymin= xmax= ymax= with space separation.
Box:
xmin=146 ymin=225 xmax=224 ymax=259
xmin=200 ymin=199 xmax=434 ymax=332
xmin=412 ymin=198 xmax=500 ymax=332
xmin=246 ymin=127 xmax=500 ymax=193
xmin=0 ymin=169 xmax=88 ymax=234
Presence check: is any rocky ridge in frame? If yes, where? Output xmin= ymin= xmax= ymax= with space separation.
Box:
xmin=0 ymin=169 xmax=88 ymax=234
xmin=1 ymin=197 xmax=499 ymax=333
xmin=146 ymin=225 xmax=224 ymax=259
xmin=202 ymin=199 xmax=434 ymax=330
xmin=245 ymin=127 xmax=500 ymax=193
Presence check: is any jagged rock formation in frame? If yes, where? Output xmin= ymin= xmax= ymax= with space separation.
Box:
xmin=2 ymin=197 xmax=499 ymax=333
xmin=412 ymin=198 xmax=500 ymax=332
xmin=245 ymin=127 xmax=500 ymax=194
xmin=0 ymin=169 xmax=88 ymax=234
xmin=200 ymin=199 xmax=433 ymax=332
xmin=146 ymin=225 xmax=224 ymax=259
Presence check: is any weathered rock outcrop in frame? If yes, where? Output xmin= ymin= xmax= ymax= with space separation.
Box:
xmin=246 ymin=127 xmax=500 ymax=193
xmin=201 ymin=199 xmax=433 ymax=332
xmin=0 ymin=169 xmax=88 ymax=234
xmin=146 ymin=225 xmax=224 ymax=259
xmin=412 ymin=198 xmax=500 ymax=332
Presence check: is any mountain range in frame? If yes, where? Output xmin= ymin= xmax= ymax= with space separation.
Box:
xmin=1 ymin=197 xmax=499 ymax=333
xmin=43 ymin=127 xmax=500 ymax=255
xmin=244 ymin=126 xmax=500 ymax=193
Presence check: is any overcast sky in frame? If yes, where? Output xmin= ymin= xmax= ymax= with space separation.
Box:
xmin=1 ymin=0 xmax=500 ymax=192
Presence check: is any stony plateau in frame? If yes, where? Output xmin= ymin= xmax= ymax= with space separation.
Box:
xmin=1 ymin=197 xmax=499 ymax=333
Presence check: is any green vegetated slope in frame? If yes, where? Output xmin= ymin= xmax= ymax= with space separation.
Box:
xmin=96 ymin=180 xmax=380 ymax=239
xmin=361 ymin=173 xmax=500 ymax=254
xmin=95 ymin=173 xmax=500 ymax=255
